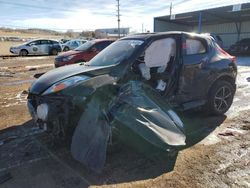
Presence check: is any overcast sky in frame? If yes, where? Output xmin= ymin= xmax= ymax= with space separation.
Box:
xmin=0 ymin=0 xmax=249 ymax=32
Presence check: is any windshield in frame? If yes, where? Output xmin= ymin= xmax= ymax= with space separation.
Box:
xmin=87 ymin=39 xmax=144 ymax=66
xmin=75 ymin=41 xmax=95 ymax=51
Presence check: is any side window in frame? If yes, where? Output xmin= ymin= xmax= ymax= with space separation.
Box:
xmin=72 ymin=41 xmax=78 ymax=46
xmin=94 ymin=42 xmax=109 ymax=51
xmin=40 ymin=40 xmax=49 ymax=45
xmin=186 ymin=39 xmax=206 ymax=55
xmin=29 ymin=40 xmax=40 ymax=46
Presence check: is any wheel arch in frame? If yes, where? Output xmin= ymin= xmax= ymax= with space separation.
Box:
xmin=20 ymin=49 xmax=29 ymax=54
xmin=207 ymin=75 xmax=236 ymax=97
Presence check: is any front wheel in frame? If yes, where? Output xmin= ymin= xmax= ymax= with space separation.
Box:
xmin=207 ymin=80 xmax=235 ymax=115
xmin=19 ymin=49 xmax=28 ymax=56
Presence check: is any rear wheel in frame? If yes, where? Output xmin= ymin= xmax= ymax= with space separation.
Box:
xmin=51 ymin=48 xmax=58 ymax=55
xmin=207 ymin=80 xmax=235 ymax=115
xmin=19 ymin=49 xmax=28 ymax=56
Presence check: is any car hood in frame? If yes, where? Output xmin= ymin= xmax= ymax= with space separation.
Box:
xmin=57 ymin=50 xmax=82 ymax=57
xmin=29 ymin=63 xmax=113 ymax=94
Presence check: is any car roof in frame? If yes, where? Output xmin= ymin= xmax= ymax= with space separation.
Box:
xmin=28 ymin=39 xmax=59 ymax=42
xmin=93 ymin=39 xmax=116 ymax=43
xmin=123 ymin=31 xmax=210 ymax=40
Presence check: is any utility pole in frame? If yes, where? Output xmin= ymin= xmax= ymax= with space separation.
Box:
xmin=170 ymin=2 xmax=172 ymax=17
xmin=116 ymin=0 xmax=121 ymax=38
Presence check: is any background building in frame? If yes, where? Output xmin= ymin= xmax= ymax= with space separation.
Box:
xmin=95 ymin=28 xmax=129 ymax=39
xmin=154 ymin=3 xmax=250 ymax=49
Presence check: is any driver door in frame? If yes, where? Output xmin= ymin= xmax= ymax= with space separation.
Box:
xmin=28 ymin=40 xmax=41 ymax=55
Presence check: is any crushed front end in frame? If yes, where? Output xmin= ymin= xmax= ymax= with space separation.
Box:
xmin=27 ymin=93 xmax=79 ymax=137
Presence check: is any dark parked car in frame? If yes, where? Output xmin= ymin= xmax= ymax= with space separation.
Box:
xmin=54 ymin=39 xmax=115 ymax=67
xmin=27 ymin=32 xmax=237 ymax=172
xmin=228 ymin=38 xmax=250 ymax=55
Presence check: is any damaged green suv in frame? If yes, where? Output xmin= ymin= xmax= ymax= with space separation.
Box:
xmin=27 ymin=32 xmax=237 ymax=172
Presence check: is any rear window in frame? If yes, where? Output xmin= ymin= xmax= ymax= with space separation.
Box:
xmin=186 ymin=39 xmax=206 ymax=55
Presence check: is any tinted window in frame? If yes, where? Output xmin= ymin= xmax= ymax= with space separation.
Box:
xmin=51 ymin=40 xmax=59 ymax=44
xmin=72 ymin=41 xmax=78 ymax=46
xmin=94 ymin=41 xmax=112 ymax=51
xmin=28 ymin=40 xmax=40 ymax=45
xmin=40 ymin=40 xmax=50 ymax=44
xmin=75 ymin=41 xmax=95 ymax=51
xmin=186 ymin=39 xmax=206 ymax=55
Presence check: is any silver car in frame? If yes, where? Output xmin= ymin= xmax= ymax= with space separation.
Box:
xmin=10 ymin=39 xmax=62 ymax=56
xmin=61 ymin=39 xmax=87 ymax=51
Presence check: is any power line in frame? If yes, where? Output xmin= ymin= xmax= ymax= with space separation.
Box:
xmin=0 ymin=0 xmax=76 ymax=13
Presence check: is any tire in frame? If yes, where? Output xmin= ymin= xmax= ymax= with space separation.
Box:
xmin=63 ymin=46 xmax=69 ymax=51
xmin=207 ymin=80 xmax=235 ymax=115
xmin=51 ymin=48 xmax=58 ymax=55
xmin=19 ymin=49 xmax=28 ymax=56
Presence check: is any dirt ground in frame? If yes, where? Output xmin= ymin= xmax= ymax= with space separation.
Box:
xmin=0 ymin=56 xmax=249 ymax=188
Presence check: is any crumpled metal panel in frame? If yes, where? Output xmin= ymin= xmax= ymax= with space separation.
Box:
xmin=71 ymin=98 xmax=110 ymax=173
xmin=109 ymin=81 xmax=186 ymax=150
xmin=71 ymin=80 xmax=186 ymax=172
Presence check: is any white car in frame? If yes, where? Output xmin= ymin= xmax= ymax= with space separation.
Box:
xmin=10 ymin=39 xmax=62 ymax=56
xmin=61 ymin=39 xmax=87 ymax=51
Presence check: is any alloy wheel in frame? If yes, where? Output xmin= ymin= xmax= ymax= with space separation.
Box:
xmin=214 ymin=86 xmax=232 ymax=112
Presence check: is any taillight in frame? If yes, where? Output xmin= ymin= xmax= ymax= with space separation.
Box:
xmin=231 ymin=56 xmax=236 ymax=64
xmin=217 ymin=44 xmax=236 ymax=63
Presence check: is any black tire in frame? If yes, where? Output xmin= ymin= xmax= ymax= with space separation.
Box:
xmin=19 ymin=49 xmax=28 ymax=56
xmin=63 ymin=46 xmax=69 ymax=51
xmin=207 ymin=80 xmax=235 ymax=115
xmin=51 ymin=48 xmax=58 ymax=55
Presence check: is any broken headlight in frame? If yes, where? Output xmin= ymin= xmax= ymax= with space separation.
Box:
xmin=42 ymin=76 xmax=90 ymax=95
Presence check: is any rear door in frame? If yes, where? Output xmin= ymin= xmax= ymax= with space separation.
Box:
xmin=40 ymin=40 xmax=51 ymax=54
xmin=177 ymin=34 xmax=211 ymax=103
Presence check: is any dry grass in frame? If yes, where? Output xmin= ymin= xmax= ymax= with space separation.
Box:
xmin=0 ymin=41 xmax=23 ymax=55
xmin=0 ymin=30 xmax=63 ymax=39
